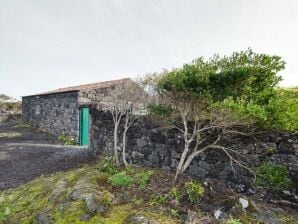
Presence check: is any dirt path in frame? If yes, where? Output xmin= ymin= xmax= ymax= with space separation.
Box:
xmin=0 ymin=121 xmax=95 ymax=191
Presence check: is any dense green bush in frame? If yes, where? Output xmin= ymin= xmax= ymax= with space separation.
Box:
xmin=256 ymin=162 xmax=292 ymax=191
xmin=155 ymin=48 xmax=297 ymax=132
xmin=109 ymin=172 xmax=134 ymax=187
xmin=185 ymin=181 xmax=205 ymax=204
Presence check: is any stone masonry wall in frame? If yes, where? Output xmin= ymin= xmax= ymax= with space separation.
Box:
xmin=90 ymin=110 xmax=298 ymax=190
xmin=22 ymin=92 xmax=80 ymax=138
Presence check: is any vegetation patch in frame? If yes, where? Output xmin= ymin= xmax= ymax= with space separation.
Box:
xmin=256 ymin=162 xmax=292 ymax=191
xmin=58 ymin=133 xmax=77 ymax=145
xmin=109 ymin=172 xmax=134 ymax=187
xmin=185 ymin=180 xmax=205 ymax=204
xmin=14 ymin=121 xmax=32 ymax=128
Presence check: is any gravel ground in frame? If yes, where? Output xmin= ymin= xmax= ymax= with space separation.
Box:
xmin=0 ymin=121 xmax=95 ymax=191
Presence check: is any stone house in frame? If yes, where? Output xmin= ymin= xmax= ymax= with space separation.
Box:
xmin=22 ymin=78 xmax=133 ymax=145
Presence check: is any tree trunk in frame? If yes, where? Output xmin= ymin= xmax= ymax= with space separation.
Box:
xmin=122 ymin=116 xmax=129 ymax=166
xmin=113 ymin=122 xmax=120 ymax=166
xmin=174 ymin=142 xmax=190 ymax=182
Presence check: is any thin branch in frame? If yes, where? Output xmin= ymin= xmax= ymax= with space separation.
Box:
xmin=211 ymin=145 xmax=256 ymax=180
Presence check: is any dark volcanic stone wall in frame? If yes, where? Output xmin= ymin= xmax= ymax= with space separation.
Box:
xmin=22 ymin=92 xmax=80 ymax=138
xmin=90 ymin=110 xmax=298 ymax=188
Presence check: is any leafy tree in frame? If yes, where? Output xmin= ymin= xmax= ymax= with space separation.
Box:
xmin=150 ymin=49 xmax=290 ymax=181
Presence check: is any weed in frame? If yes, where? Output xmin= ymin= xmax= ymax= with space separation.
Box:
xmin=58 ymin=134 xmax=77 ymax=145
xmin=185 ymin=180 xmax=205 ymax=204
xmin=150 ymin=194 xmax=169 ymax=206
xmin=135 ymin=170 xmax=154 ymax=189
xmin=99 ymin=158 xmax=119 ymax=175
xmin=256 ymin=162 xmax=292 ymax=191
xmin=169 ymin=187 xmax=182 ymax=203
xmin=109 ymin=172 xmax=134 ymax=187
xmin=15 ymin=122 xmax=32 ymax=128
xmin=169 ymin=208 xmax=179 ymax=217
xmin=226 ymin=216 xmax=242 ymax=224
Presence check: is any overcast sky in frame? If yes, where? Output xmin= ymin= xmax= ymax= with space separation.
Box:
xmin=0 ymin=0 xmax=298 ymax=99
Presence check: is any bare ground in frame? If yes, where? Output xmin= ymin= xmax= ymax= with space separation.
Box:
xmin=0 ymin=121 xmax=95 ymax=191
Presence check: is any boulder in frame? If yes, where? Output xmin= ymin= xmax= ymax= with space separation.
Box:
xmin=123 ymin=213 xmax=160 ymax=224
xmin=36 ymin=212 xmax=52 ymax=224
xmin=68 ymin=176 xmax=114 ymax=216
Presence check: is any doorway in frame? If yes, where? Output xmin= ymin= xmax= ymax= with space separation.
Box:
xmin=79 ymin=107 xmax=89 ymax=146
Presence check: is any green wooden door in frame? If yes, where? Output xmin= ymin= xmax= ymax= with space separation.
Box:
xmin=79 ymin=107 xmax=89 ymax=146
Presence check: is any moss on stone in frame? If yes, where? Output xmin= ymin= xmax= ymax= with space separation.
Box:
xmin=0 ymin=164 xmax=179 ymax=224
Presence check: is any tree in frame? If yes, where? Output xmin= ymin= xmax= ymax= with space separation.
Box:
xmin=150 ymin=49 xmax=287 ymax=182
xmin=0 ymin=94 xmax=12 ymax=102
xmin=101 ymin=79 xmax=148 ymax=166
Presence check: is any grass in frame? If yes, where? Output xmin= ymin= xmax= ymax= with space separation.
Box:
xmin=0 ymin=161 xmax=297 ymax=224
xmin=0 ymin=164 xmax=178 ymax=224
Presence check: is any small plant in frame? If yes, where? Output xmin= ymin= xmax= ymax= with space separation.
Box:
xmin=226 ymin=217 xmax=242 ymax=224
xmin=58 ymin=134 xmax=77 ymax=145
xmin=125 ymin=164 xmax=136 ymax=174
xmin=109 ymin=172 xmax=134 ymax=187
xmin=135 ymin=170 xmax=154 ymax=189
xmin=100 ymin=190 xmax=114 ymax=205
xmin=15 ymin=122 xmax=32 ymax=128
xmin=169 ymin=208 xmax=179 ymax=217
xmin=99 ymin=158 xmax=119 ymax=175
xmin=150 ymin=194 xmax=169 ymax=206
xmin=185 ymin=180 xmax=205 ymax=204
xmin=256 ymin=162 xmax=292 ymax=191
xmin=169 ymin=187 xmax=182 ymax=203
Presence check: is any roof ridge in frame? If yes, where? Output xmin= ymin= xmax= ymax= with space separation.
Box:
xmin=23 ymin=78 xmax=131 ymax=97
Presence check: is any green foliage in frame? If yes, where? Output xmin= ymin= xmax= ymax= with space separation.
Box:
xmin=169 ymin=208 xmax=179 ymax=217
xmin=135 ymin=170 xmax=154 ymax=189
xmin=218 ymin=88 xmax=298 ymax=132
xmin=58 ymin=134 xmax=77 ymax=145
xmin=169 ymin=187 xmax=182 ymax=203
xmin=99 ymin=158 xmax=119 ymax=175
xmin=226 ymin=217 xmax=242 ymax=224
xmin=15 ymin=122 xmax=32 ymax=128
xmin=185 ymin=181 xmax=205 ymax=204
xmin=150 ymin=194 xmax=169 ymax=206
xmin=155 ymin=49 xmax=297 ymax=132
xmin=148 ymin=104 xmax=173 ymax=117
xmin=256 ymin=162 xmax=292 ymax=191
xmin=109 ymin=172 xmax=134 ymax=187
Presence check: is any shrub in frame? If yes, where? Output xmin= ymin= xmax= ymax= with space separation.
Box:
xmin=135 ymin=170 xmax=154 ymax=189
xmin=109 ymin=172 xmax=134 ymax=187
xmin=99 ymin=158 xmax=119 ymax=175
xmin=58 ymin=134 xmax=76 ymax=145
xmin=256 ymin=162 xmax=292 ymax=191
xmin=185 ymin=181 xmax=205 ymax=204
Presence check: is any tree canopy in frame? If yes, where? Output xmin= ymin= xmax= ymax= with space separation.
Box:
xmin=155 ymin=48 xmax=297 ymax=132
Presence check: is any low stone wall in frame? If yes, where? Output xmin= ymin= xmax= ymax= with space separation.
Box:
xmin=90 ymin=110 xmax=298 ymax=189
